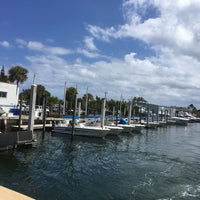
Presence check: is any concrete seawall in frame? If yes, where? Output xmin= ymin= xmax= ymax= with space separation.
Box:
xmin=0 ymin=130 xmax=33 ymax=151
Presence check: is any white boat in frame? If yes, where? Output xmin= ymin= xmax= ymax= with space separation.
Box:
xmin=52 ymin=119 xmax=110 ymax=138
xmin=143 ymin=121 xmax=159 ymax=129
xmin=82 ymin=118 xmax=124 ymax=136
xmin=108 ymin=126 xmax=123 ymax=135
xmin=167 ymin=117 xmax=189 ymax=125
xmin=117 ymin=117 xmax=144 ymax=133
xmin=131 ymin=123 xmax=145 ymax=132
xmin=52 ymin=98 xmax=110 ymax=138
xmin=0 ymin=107 xmax=5 ymax=116
xmin=184 ymin=112 xmax=200 ymax=123
xmin=158 ymin=121 xmax=167 ymax=127
xmin=117 ymin=124 xmax=134 ymax=132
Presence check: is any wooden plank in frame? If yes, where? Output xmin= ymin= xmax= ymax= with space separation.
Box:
xmin=0 ymin=186 xmax=35 ymax=200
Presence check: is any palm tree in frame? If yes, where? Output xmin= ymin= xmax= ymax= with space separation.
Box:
xmin=65 ymin=87 xmax=78 ymax=114
xmin=8 ymin=65 xmax=28 ymax=88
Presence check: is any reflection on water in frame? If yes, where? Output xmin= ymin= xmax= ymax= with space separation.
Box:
xmin=0 ymin=124 xmax=200 ymax=199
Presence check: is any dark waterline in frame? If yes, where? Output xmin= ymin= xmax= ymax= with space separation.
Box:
xmin=0 ymin=124 xmax=200 ymax=200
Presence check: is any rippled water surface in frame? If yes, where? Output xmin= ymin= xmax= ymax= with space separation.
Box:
xmin=1 ymin=123 xmax=200 ymax=200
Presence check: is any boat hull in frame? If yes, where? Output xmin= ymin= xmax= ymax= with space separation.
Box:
xmin=105 ymin=126 xmax=123 ymax=135
xmin=52 ymin=126 xmax=109 ymax=138
xmin=167 ymin=117 xmax=189 ymax=125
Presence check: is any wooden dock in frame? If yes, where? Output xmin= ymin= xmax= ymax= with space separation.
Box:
xmin=11 ymin=124 xmax=52 ymax=131
xmin=0 ymin=186 xmax=35 ymax=200
xmin=0 ymin=116 xmax=63 ymax=131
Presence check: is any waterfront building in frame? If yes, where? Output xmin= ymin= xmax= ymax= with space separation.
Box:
xmin=0 ymin=82 xmax=19 ymax=115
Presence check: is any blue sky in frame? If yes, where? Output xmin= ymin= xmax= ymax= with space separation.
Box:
xmin=1 ymin=0 xmax=200 ymax=108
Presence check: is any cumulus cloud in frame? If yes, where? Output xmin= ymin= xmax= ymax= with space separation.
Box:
xmin=0 ymin=41 xmax=11 ymax=48
xmin=84 ymin=36 xmax=98 ymax=51
xmin=76 ymin=48 xmax=100 ymax=58
xmin=27 ymin=41 xmax=72 ymax=55
xmin=15 ymin=39 xmax=72 ymax=55
xmin=16 ymin=38 xmax=27 ymax=48
xmin=87 ymin=0 xmax=200 ymax=60
xmin=69 ymin=0 xmax=200 ymax=107
xmin=17 ymin=0 xmax=200 ymax=107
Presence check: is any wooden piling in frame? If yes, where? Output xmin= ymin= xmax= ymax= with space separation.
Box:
xmin=18 ymin=96 xmax=22 ymax=130
xmin=101 ymin=98 xmax=106 ymax=129
xmin=42 ymin=94 xmax=47 ymax=136
xmin=28 ymin=84 xmax=37 ymax=132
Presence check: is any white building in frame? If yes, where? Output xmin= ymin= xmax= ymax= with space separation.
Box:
xmin=0 ymin=82 xmax=19 ymax=114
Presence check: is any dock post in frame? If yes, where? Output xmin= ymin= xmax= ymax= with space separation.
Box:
xmin=71 ymin=88 xmax=78 ymax=141
xmin=112 ymin=106 xmax=115 ymax=125
xmin=165 ymin=109 xmax=168 ymax=122
xmin=156 ymin=106 xmax=159 ymax=123
xmin=71 ymin=111 xmax=75 ymax=141
xmin=139 ymin=107 xmax=142 ymax=124
xmin=18 ymin=95 xmax=23 ymax=130
xmin=85 ymin=87 xmax=88 ymax=116
xmin=101 ymin=98 xmax=106 ymax=129
xmin=147 ymin=105 xmax=150 ymax=128
xmin=42 ymin=94 xmax=47 ymax=136
xmin=28 ymin=84 xmax=37 ymax=132
xmin=63 ymin=81 xmax=67 ymax=116
xmin=4 ymin=118 xmax=7 ymax=132
xmin=128 ymin=99 xmax=132 ymax=125
xmin=78 ymin=102 xmax=81 ymax=117
xmin=112 ymin=106 xmax=115 ymax=117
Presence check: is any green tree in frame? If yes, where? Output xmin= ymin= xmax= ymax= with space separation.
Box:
xmin=65 ymin=87 xmax=78 ymax=114
xmin=0 ymin=65 xmax=5 ymax=82
xmin=36 ymin=85 xmax=51 ymax=105
xmin=81 ymin=93 xmax=94 ymax=112
xmin=48 ymin=96 xmax=60 ymax=107
xmin=133 ymin=97 xmax=148 ymax=103
xmin=188 ymin=104 xmax=196 ymax=111
xmin=19 ymin=84 xmax=51 ymax=106
xmin=8 ymin=66 xmax=28 ymax=87
xmin=87 ymin=96 xmax=102 ymax=115
xmin=106 ymin=99 xmax=116 ymax=115
xmin=19 ymin=89 xmax=31 ymax=105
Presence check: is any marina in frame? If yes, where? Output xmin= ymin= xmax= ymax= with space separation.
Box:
xmin=0 ymin=122 xmax=200 ymax=199
xmin=1 ymin=77 xmax=200 ymax=200
xmin=1 ymin=1 xmax=200 ymax=199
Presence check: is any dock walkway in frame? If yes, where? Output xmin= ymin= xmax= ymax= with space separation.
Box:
xmin=0 ymin=186 xmax=35 ymax=200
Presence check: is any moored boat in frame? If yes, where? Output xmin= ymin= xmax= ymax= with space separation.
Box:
xmin=167 ymin=117 xmax=189 ymax=125
xmin=52 ymin=119 xmax=110 ymax=138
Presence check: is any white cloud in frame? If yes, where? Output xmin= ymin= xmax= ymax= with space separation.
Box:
xmin=84 ymin=36 xmax=98 ymax=51
xmin=16 ymin=38 xmax=27 ymax=48
xmin=15 ymin=40 xmax=71 ymax=56
xmin=18 ymin=1 xmax=200 ymax=108
xmin=27 ymin=41 xmax=44 ymax=51
xmin=22 ymin=42 xmax=200 ymax=107
xmin=0 ymin=41 xmax=11 ymax=48
xmin=87 ymin=0 xmax=200 ymax=60
xmin=27 ymin=41 xmax=72 ymax=55
xmin=76 ymin=48 xmax=101 ymax=58
xmin=86 ymin=25 xmax=113 ymax=42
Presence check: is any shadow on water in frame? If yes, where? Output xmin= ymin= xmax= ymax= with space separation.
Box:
xmin=0 ymin=152 xmax=21 ymax=175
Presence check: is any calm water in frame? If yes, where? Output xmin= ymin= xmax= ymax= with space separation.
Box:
xmin=0 ymin=123 xmax=200 ymax=200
